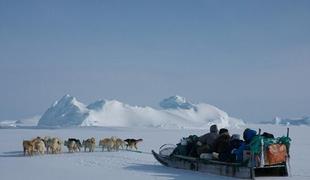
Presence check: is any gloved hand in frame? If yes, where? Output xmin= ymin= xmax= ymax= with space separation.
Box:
xmin=212 ymin=152 xmax=219 ymax=159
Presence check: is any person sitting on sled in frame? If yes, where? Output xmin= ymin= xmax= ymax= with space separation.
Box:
xmin=230 ymin=128 xmax=257 ymax=162
xmin=194 ymin=124 xmax=219 ymax=157
xmin=211 ymin=128 xmax=231 ymax=159
xmin=214 ymin=134 xmax=244 ymax=162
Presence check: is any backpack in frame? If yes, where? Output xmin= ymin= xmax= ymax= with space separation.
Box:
xmin=172 ymin=135 xmax=199 ymax=156
xmin=262 ymin=132 xmax=274 ymax=139
xmin=265 ymin=144 xmax=287 ymax=165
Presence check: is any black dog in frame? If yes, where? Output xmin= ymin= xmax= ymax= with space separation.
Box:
xmin=68 ymin=138 xmax=82 ymax=149
xmin=124 ymin=139 xmax=143 ymax=150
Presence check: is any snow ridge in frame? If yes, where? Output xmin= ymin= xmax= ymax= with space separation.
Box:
xmin=273 ymin=116 xmax=310 ymax=126
xmin=37 ymin=95 xmax=244 ymax=129
xmin=159 ymin=95 xmax=197 ymax=110
xmin=38 ymin=95 xmax=89 ymax=128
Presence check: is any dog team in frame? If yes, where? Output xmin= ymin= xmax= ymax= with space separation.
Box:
xmin=22 ymin=136 xmax=143 ymax=156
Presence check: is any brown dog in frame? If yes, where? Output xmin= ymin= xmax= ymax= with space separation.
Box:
xmin=23 ymin=140 xmax=34 ymax=156
xmin=99 ymin=138 xmax=114 ymax=152
xmin=124 ymin=139 xmax=143 ymax=150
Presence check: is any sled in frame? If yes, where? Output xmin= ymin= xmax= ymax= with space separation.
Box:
xmin=152 ymin=128 xmax=290 ymax=179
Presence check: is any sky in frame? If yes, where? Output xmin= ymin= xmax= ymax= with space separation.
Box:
xmin=0 ymin=0 xmax=309 ymax=122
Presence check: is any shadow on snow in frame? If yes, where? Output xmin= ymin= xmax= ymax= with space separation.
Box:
xmin=0 ymin=151 xmax=24 ymax=157
xmin=124 ymin=163 xmax=237 ymax=180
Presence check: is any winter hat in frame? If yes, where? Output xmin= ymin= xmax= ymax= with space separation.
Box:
xmin=210 ymin=125 xmax=218 ymax=133
xmin=231 ymin=134 xmax=240 ymax=141
xmin=219 ymin=128 xmax=229 ymax=135
xmin=243 ymin=128 xmax=257 ymax=143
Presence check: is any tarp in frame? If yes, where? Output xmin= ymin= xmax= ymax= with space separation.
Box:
xmin=249 ymin=135 xmax=291 ymax=155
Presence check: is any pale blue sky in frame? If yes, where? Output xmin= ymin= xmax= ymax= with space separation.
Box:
xmin=0 ymin=0 xmax=309 ymax=122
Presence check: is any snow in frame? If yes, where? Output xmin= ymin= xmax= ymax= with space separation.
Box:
xmin=38 ymin=95 xmax=89 ymax=128
xmin=261 ymin=116 xmax=310 ymax=126
xmin=87 ymin=100 xmax=106 ymax=110
xmin=0 ymin=124 xmax=309 ymax=180
xmin=274 ymin=116 xmax=310 ymax=126
xmin=159 ymin=95 xmax=197 ymax=110
xmin=37 ymin=95 xmax=245 ymax=129
xmin=0 ymin=115 xmax=40 ymax=128
xmin=0 ymin=120 xmax=17 ymax=128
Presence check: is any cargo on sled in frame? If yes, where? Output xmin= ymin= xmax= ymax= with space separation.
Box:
xmin=152 ymin=128 xmax=291 ymax=179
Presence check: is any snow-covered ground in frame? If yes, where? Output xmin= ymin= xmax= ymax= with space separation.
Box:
xmin=0 ymin=124 xmax=309 ymax=180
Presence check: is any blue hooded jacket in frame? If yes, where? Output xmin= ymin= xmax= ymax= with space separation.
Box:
xmin=233 ymin=129 xmax=257 ymax=162
xmin=243 ymin=128 xmax=257 ymax=144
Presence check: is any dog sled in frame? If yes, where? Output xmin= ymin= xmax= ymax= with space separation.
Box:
xmin=152 ymin=128 xmax=291 ymax=179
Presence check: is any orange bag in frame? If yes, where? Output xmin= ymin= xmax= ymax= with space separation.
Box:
xmin=266 ymin=144 xmax=287 ymax=165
